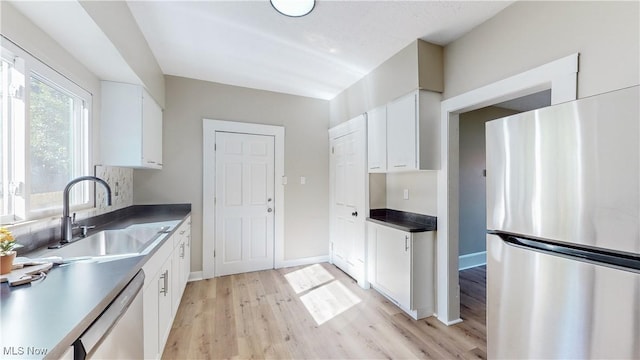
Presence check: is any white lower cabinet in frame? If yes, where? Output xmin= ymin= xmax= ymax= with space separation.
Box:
xmin=367 ymin=221 xmax=435 ymax=320
xmin=142 ymin=216 xmax=191 ymax=359
xmin=157 ymin=257 xmax=173 ymax=350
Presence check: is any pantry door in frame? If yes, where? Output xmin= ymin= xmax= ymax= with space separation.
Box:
xmin=215 ymin=131 xmax=275 ymax=276
xmin=329 ymin=115 xmax=367 ymax=286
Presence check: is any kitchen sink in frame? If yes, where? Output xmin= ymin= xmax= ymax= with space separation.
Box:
xmin=34 ymin=220 xmax=180 ymax=262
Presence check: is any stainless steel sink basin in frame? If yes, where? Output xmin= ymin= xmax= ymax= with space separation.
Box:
xmin=37 ymin=220 xmax=180 ymax=261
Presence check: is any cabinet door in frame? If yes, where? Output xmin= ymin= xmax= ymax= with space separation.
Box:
xmin=375 ymin=225 xmax=411 ymax=309
xmin=171 ymin=245 xmax=182 ymax=317
xmin=142 ymin=91 xmax=163 ymax=168
xmin=182 ymin=223 xmax=191 ymax=284
xmin=387 ymin=92 xmax=417 ymax=171
xmin=143 ymin=275 xmax=160 ymax=359
xmin=367 ymin=105 xmax=387 ymax=172
xmin=157 ymin=257 xmax=172 ymax=352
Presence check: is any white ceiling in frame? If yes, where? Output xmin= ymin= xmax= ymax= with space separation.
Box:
xmin=127 ymin=0 xmax=514 ymax=100
xmin=9 ymin=1 xmax=514 ymax=101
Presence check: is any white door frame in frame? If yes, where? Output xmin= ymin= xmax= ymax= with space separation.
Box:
xmin=202 ymin=119 xmax=285 ymax=279
xmin=436 ymin=53 xmax=579 ymax=325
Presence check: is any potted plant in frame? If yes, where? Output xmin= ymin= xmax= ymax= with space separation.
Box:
xmin=0 ymin=227 xmax=17 ymax=275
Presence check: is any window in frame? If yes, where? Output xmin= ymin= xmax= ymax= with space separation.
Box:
xmin=1 ymin=40 xmax=91 ymax=224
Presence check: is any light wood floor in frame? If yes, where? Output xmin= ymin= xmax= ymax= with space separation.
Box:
xmin=163 ymin=264 xmax=487 ymax=359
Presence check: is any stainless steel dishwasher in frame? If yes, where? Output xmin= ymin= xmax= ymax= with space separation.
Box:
xmin=73 ymin=270 xmax=145 ymax=359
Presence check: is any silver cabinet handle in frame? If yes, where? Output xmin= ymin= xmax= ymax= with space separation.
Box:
xmin=394 ymin=164 xmax=407 ymax=168
xmin=159 ymin=270 xmax=169 ymax=296
xmin=351 ymin=211 xmax=358 ymax=217
xmin=180 ymin=243 xmax=185 ymax=258
xmin=267 ymin=208 xmax=273 ymax=213
xmin=405 ymin=235 xmax=409 ymax=251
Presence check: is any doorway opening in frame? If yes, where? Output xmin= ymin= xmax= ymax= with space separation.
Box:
xmin=436 ymin=53 xmax=579 ymax=325
xmin=457 ymin=90 xmax=551 ymax=271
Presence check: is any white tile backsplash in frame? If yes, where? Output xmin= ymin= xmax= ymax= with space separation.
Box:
xmin=95 ymin=165 xmax=133 ymax=212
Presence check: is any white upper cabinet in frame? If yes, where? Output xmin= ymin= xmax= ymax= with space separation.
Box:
xmin=366 ymin=90 xmax=441 ymax=173
xmin=367 ymin=105 xmax=387 ymax=173
xmin=387 ymin=92 xmax=418 ymax=171
xmin=101 ymin=81 xmax=163 ymax=169
xmin=386 ymin=90 xmax=441 ymax=171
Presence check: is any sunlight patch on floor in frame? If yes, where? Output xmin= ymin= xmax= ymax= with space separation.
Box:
xmin=284 ymin=263 xmax=334 ymax=294
xmin=299 ymin=280 xmax=362 ymax=325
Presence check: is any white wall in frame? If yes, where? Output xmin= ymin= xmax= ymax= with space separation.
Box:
xmin=133 ymin=75 xmax=330 ymax=273
xmin=444 ymin=1 xmax=640 ymax=100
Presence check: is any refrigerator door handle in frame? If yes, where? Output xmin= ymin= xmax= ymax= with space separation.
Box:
xmin=488 ymin=230 xmax=640 ymax=273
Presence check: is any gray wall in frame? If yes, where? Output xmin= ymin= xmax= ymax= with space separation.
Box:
xmin=330 ymin=40 xmax=442 ymax=127
xmin=458 ymin=107 xmax=517 ymax=256
xmin=80 ymin=1 xmax=165 ymax=108
xmin=133 ymin=76 xmax=330 ymax=273
xmin=386 ymin=172 xmax=437 ymax=215
xmin=444 ymin=1 xmax=639 ymax=100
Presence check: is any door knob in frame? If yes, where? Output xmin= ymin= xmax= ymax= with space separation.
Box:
xmin=351 ymin=211 xmax=358 ymax=217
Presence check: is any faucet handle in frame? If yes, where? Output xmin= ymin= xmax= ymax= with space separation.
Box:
xmin=72 ymin=212 xmax=77 ymax=224
xmin=80 ymin=225 xmax=96 ymax=237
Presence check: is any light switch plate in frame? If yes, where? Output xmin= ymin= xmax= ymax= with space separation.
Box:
xmin=300 ymin=176 xmax=306 ymax=185
xmin=403 ymin=189 xmax=409 ymax=200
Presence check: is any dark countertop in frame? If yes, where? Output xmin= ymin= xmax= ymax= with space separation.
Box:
xmin=0 ymin=204 xmax=191 ymax=360
xmin=367 ymin=208 xmax=437 ymax=232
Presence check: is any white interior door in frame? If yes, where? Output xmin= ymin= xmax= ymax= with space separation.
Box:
xmin=329 ymin=116 xmax=367 ymax=285
xmin=215 ymin=131 xmax=275 ymax=276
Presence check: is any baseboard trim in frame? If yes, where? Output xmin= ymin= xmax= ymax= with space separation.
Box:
xmin=459 ymin=251 xmax=486 ymax=270
xmin=188 ymin=271 xmax=203 ymax=282
xmin=277 ymin=255 xmax=329 ymax=269
xmin=189 ymin=256 xmax=329 ymax=281
xmin=444 ymin=317 xmax=464 ymax=326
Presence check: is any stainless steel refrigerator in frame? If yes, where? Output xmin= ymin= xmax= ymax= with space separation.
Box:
xmin=486 ymin=85 xmax=640 ymax=359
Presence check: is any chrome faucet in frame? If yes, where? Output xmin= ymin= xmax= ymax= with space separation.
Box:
xmin=61 ymin=176 xmax=112 ymax=243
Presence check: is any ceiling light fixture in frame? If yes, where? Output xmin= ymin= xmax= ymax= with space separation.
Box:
xmin=270 ymin=0 xmax=315 ymax=17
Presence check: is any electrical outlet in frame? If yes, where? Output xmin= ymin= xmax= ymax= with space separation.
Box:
xmin=300 ymin=176 xmax=306 ymax=185
xmin=403 ymin=189 xmax=409 ymax=200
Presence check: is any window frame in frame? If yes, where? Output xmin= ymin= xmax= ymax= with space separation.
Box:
xmin=1 ymin=38 xmax=93 ymax=224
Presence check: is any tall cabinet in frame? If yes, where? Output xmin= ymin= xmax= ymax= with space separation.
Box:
xmin=329 ymin=115 xmax=369 ymax=288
